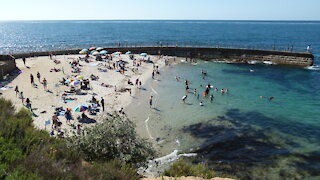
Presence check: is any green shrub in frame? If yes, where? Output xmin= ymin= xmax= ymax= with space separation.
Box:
xmin=0 ymin=98 xmax=148 ymax=179
xmin=163 ymin=160 xmax=215 ymax=179
xmin=67 ymin=113 xmax=155 ymax=164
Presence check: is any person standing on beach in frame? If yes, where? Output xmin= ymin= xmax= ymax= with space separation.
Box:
xmin=15 ymin=86 xmax=19 ymax=96
xmin=37 ymin=72 xmax=41 ymax=82
xmin=101 ymin=97 xmax=105 ymax=111
xmin=22 ymin=57 xmax=26 ymax=66
xmin=149 ymin=96 xmax=153 ymax=108
xmin=25 ymin=98 xmax=33 ymax=112
xmin=20 ymin=91 xmax=24 ymax=103
xmin=152 ymin=71 xmax=155 ymax=79
xmin=43 ymin=78 xmax=47 ymax=90
xmin=65 ymin=108 xmax=72 ymax=124
xmin=30 ymin=74 xmax=34 ymax=86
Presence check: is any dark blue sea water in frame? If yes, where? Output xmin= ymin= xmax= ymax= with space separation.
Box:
xmin=1 ymin=21 xmax=320 ymax=179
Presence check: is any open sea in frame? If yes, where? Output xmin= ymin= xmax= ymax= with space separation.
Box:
xmin=1 ymin=20 xmax=320 ymax=179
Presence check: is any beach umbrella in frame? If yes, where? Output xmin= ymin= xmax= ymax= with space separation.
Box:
xmin=113 ymin=52 xmax=122 ymax=55
xmin=73 ymin=105 xmax=88 ymax=112
xmin=82 ymin=49 xmax=89 ymax=52
xmin=140 ymin=53 xmax=148 ymax=57
xmin=92 ymin=51 xmax=100 ymax=56
xmin=64 ymin=79 xmax=71 ymax=84
xmin=76 ymin=76 xmax=84 ymax=80
xmin=70 ymin=80 xmax=81 ymax=86
xmin=79 ymin=51 xmax=87 ymax=54
xmin=96 ymin=47 xmax=104 ymax=51
xmin=89 ymin=47 xmax=97 ymax=51
xmin=125 ymin=51 xmax=132 ymax=55
xmin=100 ymin=50 xmax=108 ymax=55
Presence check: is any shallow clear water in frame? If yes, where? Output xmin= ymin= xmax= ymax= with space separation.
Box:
xmin=137 ymin=61 xmax=320 ymax=179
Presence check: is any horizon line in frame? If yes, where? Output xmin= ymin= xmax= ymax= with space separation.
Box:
xmin=1 ymin=19 xmax=320 ymax=22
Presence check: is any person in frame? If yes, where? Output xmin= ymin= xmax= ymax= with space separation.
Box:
xmin=220 ymin=89 xmax=225 ymax=94
xmin=77 ymin=124 xmax=81 ymax=135
xmin=200 ymin=102 xmax=203 ymax=106
xmin=119 ymin=107 xmax=124 ymax=114
xmin=25 ymin=98 xmax=33 ymax=112
xmin=52 ymin=115 xmax=59 ymax=129
xmin=307 ymin=45 xmax=310 ymax=52
xmin=194 ymin=89 xmax=197 ymax=95
xmin=30 ymin=74 xmax=34 ymax=86
xmin=20 ymin=91 xmax=24 ymax=103
xmin=101 ymin=97 xmax=105 ymax=111
xmin=210 ymin=95 xmax=214 ymax=102
xmin=43 ymin=78 xmax=47 ymax=90
xmin=37 ymin=72 xmax=41 ymax=82
xmin=149 ymin=96 xmax=153 ymax=108
xmin=182 ymin=95 xmax=187 ymax=103
xmin=152 ymin=71 xmax=155 ymax=79
xmin=14 ymin=85 xmax=19 ymax=96
xmin=65 ymin=108 xmax=72 ymax=124
xmin=91 ymin=96 xmax=97 ymax=103
xmin=225 ymin=89 xmax=229 ymax=94
xmin=22 ymin=57 xmax=26 ymax=66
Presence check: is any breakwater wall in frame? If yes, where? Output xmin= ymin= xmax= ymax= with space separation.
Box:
xmin=0 ymin=55 xmax=17 ymax=80
xmin=7 ymin=47 xmax=314 ymax=67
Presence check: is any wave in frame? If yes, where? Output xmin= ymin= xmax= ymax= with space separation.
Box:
xmin=138 ymin=149 xmax=197 ymax=177
xmin=305 ymin=65 xmax=320 ymax=70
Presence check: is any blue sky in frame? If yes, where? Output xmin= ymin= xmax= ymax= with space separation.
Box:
xmin=0 ymin=0 xmax=319 ymax=20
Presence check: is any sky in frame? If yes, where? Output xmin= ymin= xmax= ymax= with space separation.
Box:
xmin=0 ymin=0 xmax=319 ymax=21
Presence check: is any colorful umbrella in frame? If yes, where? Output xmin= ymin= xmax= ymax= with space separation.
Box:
xmin=70 ymin=80 xmax=80 ymax=86
xmin=100 ymin=50 xmax=108 ymax=54
xmin=96 ymin=47 xmax=104 ymax=51
xmin=125 ymin=51 xmax=132 ymax=55
xmin=140 ymin=53 xmax=147 ymax=57
xmin=73 ymin=105 xmax=88 ymax=112
xmin=92 ymin=51 xmax=100 ymax=55
xmin=64 ymin=79 xmax=71 ymax=84
xmin=89 ymin=47 xmax=97 ymax=51
xmin=113 ymin=52 xmax=122 ymax=55
xmin=82 ymin=49 xmax=89 ymax=52
xmin=79 ymin=51 xmax=87 ymax=54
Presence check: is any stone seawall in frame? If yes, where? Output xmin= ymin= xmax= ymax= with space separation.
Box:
xmin=8 ymin=47 xmax=314 ymax=67
xmin=0 ymin=55 xmax=17 ymax=80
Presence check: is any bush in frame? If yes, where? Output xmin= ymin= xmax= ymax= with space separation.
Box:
xmin=0 ymin=98 xmax=148 ymax=179
xmin=163 ymin=160 xmax=215 ymax=179
xmin=67 ymin=113 xmax=155 ymax=165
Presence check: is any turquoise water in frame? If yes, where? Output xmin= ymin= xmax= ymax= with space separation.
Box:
xmin=131 ymin=61 xmax=320 ymax=179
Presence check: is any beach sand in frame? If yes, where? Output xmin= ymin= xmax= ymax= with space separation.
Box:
xmin=1 ymin=53 xmax=166 ymax=136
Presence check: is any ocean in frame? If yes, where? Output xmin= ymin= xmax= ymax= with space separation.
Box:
xmin=1 ymin=20 xmax=320 ymax=179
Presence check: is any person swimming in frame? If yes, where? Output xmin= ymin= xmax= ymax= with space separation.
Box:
xmin=210 ymin=95 xmax=214 ymax=102
xmin=200 ymin=102 xmax=203 ymax=106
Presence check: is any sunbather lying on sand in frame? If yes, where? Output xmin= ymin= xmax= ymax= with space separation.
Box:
xmin=100 ymin=83 xmax=113 ymax=88
xmin=50 ymin=67 xmax=61 ymax=72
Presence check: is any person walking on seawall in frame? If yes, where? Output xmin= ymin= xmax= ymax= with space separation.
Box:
xmin=307 ymin=45 xmax=311 ymax=52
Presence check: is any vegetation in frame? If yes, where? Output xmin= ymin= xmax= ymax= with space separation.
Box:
xmin=67 ymin=113 xmax=155 ymax=164
xmin=163 ymin=160 xmax=215 ymax=179
xmin=0 ymin=98 xmax=153 ymax=180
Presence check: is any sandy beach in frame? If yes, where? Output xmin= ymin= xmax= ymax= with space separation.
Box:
xmin=1 ymin=53 xmax=168 ymax=136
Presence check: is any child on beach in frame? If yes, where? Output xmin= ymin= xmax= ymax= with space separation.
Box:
xmin=43 ymin=78 xmax=47 ymax=90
